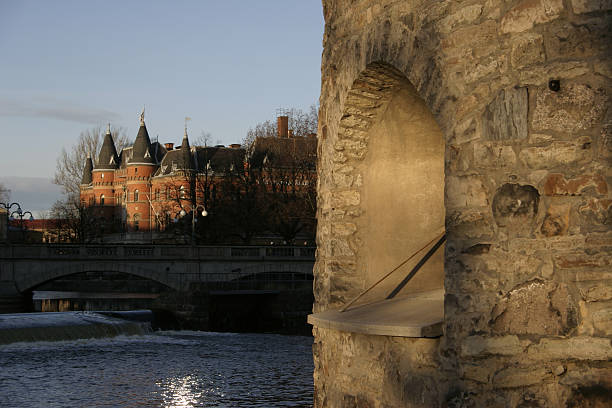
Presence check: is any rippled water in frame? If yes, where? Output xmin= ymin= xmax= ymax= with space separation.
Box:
xmin=0 ymin=331 xmax=313 ymax=407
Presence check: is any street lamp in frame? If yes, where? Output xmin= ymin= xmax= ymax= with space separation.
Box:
xmin=2 ymin=203 xmax=34 ymax=242
xmin=191 ymin=205 xmax=207 ymax=245
xmin=1 ymin=202 xmax=21 ymax=242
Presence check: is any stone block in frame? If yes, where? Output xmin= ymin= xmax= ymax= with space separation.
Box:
xmin=519 ymin=61 xmax=590 ymax=85
xmin=527 ymin=337 xmax=612 ymax=360
xmin=519 ymin=137 xmax=592 ymax=169
xmin=474 ymin=143 xmax=517 ymax=169
xmin=500 ymin=0 xmax=563 ymax=33
xmin=583 ymin=284 xmax=612 ymax=302
xmin=571 ymin=0 xmax=612 ymax=13
xmin=578 ymin=198 xmax=612 ymax=228
xmin=492 ymin=280 xmax=577 ymax=335
xmin=460 ymin=335 xmax=523 ymax=357
xmin=542 ymin=173 xmax=608 ymax=196
xmin=493 ymin=366 xmax=550 ymax=388
xmin=554 ymin=251 xmax=611 ymax=269
xmin=593 ymin=308 xmax=612 ymax=335
xmin=483 ymin=87 xmax=528 ymax=141
xmin=446 ymin=175 xmax=489 ymax=209
xmin=437 ymin=5 xmax=483 ymax=34
xmin=540 ymin=202 xmax=571 ymax=237
xmin=510 ymin=33 xmax=545 ymax=68
xmin=532 ymin=84 xmax=608 ymax=133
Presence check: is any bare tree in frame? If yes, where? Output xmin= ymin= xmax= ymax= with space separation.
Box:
xmin=54 ymin=125 xmax=131 ymax=198
xmin=243 ymin=103 xmax=319 ymax=148
xmin=193 ymin=131 xmax=213 ymax=147
xmin=0 ymin=183 xmax=9 ymax=202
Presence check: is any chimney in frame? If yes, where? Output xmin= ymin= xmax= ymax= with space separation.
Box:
xmin=277 ymin=115 xmax=289 ymax=138
xmin=165 ymin=143 xmax=174 ymax=151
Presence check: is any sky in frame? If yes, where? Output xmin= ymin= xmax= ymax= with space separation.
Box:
xmin=0 ymin=1 xmax=324 ymax=214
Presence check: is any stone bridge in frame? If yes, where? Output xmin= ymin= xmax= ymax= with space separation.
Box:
xmin=0 ymin=244 xmax=315 ymax=293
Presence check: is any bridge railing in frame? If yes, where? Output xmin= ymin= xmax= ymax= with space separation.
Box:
xmin=0 ymin=244 xmax=316 ymax=261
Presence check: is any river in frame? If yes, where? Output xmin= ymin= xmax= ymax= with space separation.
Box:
xmin=0 ymin=330 xmax=314 ymax=407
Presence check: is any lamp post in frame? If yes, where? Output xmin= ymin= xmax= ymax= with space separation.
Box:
xmin=1 ymin=202 xmax=21 ymax=242
xmin=2 ymin=203 xmax=34 ymax=242
xmin=180 ymin=205 xmax=208 ymax=245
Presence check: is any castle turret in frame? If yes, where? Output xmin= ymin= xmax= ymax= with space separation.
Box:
xmin=129 ymin=110 xmax=155 ymax=165
xmin=126 ymin=109 xmax=156 ymax=232
xmin=96 ymin=125 xmax=119 ymax=169
xmin=81 ymin=155 xmax=93 ymax=185
xmin=178 ymin=126 xmax=195 ymax=171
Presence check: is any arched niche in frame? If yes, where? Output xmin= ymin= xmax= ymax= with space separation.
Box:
xmin=343 ymin=62 xmax=445 ymax=304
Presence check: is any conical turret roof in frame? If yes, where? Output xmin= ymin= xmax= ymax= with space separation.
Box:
xmin=178 ymin=127 xmax=195 ymax=170
xmin=129 ymin=112 xmax=155 ymax=165
xmin=81 ymin=155 xmax=93 ymax=184
xmin=96 ymin=126 xmax=119 ymax=169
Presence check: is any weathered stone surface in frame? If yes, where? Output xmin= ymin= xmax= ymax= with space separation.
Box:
xmin=493 ymin=366 xmax=550 ymax=388
xmin=571 ymin=0 xmax=612 ymax=13
xmin=500 ymin=0 xmax=563 ymax=33
xmin=532 ymin=85 xmax=608 ymax=132
xmin=510 ymin=33 xmax=545 ymax=68
xmin=446 ymin=176 xmax=489 ymax=208
xmin=483 ymin=88 xmax=528 ymax=141
xmin=542 ymin=173 xmax=608 ymax=196
xmin=460 ymin=335 xmax=523 ymax=357
xmin=315 ymin=1 xmax=612 ymax=406
xmin=527 ymin=337 xmax=612 ymax=360
xmin=474 ymin=143 xmax=517 ymax=168
xmin=593 ymin=308 xmax=612 ymax=335
xmin=491 ymin=280 xmax=577 ymax=335
xmin=519 ymin=137 xmax=592 ymax=169
xmin=540 ymin=202 xmax=570 ymax=237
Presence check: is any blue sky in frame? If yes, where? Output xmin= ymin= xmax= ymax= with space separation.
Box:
xmin=0 ymin=1 xmax=323 ymax=213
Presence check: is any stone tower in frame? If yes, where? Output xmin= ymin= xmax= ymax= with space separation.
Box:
xmin=310 ymin=1 xmax=611 ymax=407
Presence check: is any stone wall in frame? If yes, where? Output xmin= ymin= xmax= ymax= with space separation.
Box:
xmin=313 ymin=0 xmax=611 ymax=406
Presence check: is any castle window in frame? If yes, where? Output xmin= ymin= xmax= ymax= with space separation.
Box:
xmin=179 ymin=185 xmax=186 ymax=199
xmin=100 ymin=194 xmax=105 ymax=205
xmin=134 ymin=189 xmax=139 ymax=202
xmin=101 ymin=173 xmax=105 ymax=179
xmin=155 ymin=189 xmax=160 ymax=201
xmin=135 ymin=168 xmax=138 ymax=174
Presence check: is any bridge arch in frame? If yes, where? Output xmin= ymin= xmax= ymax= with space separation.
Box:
xmin=16 ymin=262 xmax=177 ymax=292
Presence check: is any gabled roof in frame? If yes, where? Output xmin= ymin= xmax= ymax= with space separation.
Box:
xmin=96 ymin=129 xmax=120 ymax=170
xmin=249 ymin=136 xmax=317 ymax=169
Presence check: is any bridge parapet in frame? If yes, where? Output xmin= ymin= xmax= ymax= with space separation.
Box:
xmin=0 ymin=245 xmax=316 ymax=261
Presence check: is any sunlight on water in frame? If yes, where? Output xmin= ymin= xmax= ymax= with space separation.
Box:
xmin=0 ymin=332 xmax=313 ymax=407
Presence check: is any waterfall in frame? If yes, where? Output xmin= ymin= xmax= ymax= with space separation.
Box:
xmin=0 ymin=311 xmax=153 ymax=345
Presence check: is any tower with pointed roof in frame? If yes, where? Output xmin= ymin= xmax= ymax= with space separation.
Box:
xmin=90 ymin=124 xmax=120 ymax=230
xmin=124 ymin=109 xmax=157 ymax=232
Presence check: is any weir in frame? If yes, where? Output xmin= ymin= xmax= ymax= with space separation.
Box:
xmin=0 ymin=310 xmax=153 ymax=345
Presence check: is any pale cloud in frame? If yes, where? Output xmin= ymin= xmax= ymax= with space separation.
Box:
xmin=0 ymin=176 xmax=63 ymax=217
xmin=0 ymin=95 xmax=121 ymax=125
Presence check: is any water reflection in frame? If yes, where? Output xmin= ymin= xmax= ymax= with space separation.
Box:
xmin=0 ymin=332 xmax=313 ymax=408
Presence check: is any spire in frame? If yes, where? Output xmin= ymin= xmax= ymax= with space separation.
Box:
xmin=130 ymin=110 xmax=155 ymax=165
xmin=179 ymin=124 xmax=194 ymax=170
xmin=81 ymin=155 xmax=93 ymax=184
xmin=96 ymin=125 xmax=119 ymax=169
